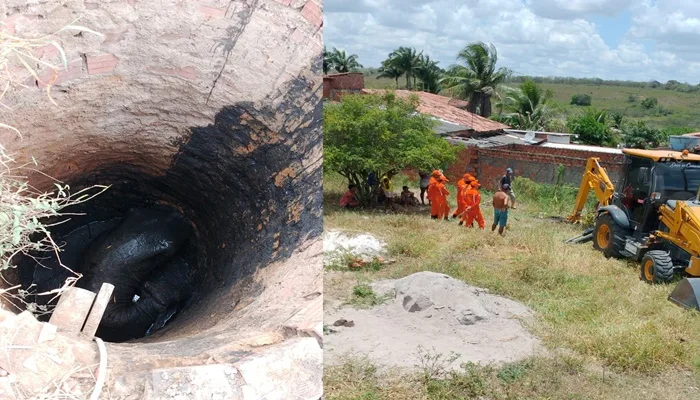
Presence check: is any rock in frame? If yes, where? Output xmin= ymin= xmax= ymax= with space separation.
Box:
xmin=332 ymin=319 xmax=354 ymax=327
xmin=402 ymin=294 xmax=434 ymax=312
xmin=456 ymin=309 xmax=488 ymax=325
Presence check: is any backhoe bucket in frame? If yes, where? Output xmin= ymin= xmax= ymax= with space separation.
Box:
xmin=668 ymin=278 xmax=700 ymax=311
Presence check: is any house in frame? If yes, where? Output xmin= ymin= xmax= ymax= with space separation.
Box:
xmin=362 ymin=89 xmax=510 ymax=137
xmin=321 ymin=73 xmax=625 ymax=190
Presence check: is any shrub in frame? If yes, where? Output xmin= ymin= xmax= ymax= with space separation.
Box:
xmin=570 ymin=93 xmax=592 ymax=106
xmin=566 ymin=108 xmax=613 ymax=146
xmin=641 ymin=97 xmax=658 ymax=109
xmin=621 ymin=121 xmax=664 ymax=149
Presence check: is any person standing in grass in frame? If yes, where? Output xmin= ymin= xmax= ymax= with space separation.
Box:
xmin=492 ymin=183 xmax=510 ymax=236
xmin=460 ymin=180 xmax=485 ymax=229
xmin=437 ymin=175 xmax=451 ymax=220
xmin=419 ymin=170 xmax=430 ymax=205
xmin=500 ymin=168 xmax=516 ymax=209
xmin=452 ymin=173 xmax=474 ymax=219
xmin=428 ymin=171 xmax=449 ymax=220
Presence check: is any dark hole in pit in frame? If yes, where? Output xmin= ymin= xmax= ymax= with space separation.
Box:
xmin=16 ymin=178 xmax=202 ymax=343
xmin=11 ymin=92 xmax=322 ymax=344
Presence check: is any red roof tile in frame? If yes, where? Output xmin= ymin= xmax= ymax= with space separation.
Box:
xmin=362 ymin=89 xmax=509 ymax=134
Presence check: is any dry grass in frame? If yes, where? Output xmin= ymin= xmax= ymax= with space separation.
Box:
xmin=324 ymin=353 xmax=700 ymax=400
xmin=324 ymin=171 xmax=700 ymax=397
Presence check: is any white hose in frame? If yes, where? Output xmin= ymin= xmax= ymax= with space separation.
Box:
xmin=90 ymin=337 xmax=107 ymax=400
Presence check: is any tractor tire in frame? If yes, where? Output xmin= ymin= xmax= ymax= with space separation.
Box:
xmin=640 ymin=250 xmax=675 ymax=284
xmin=592 ymin=213 xmax=629 ymax=259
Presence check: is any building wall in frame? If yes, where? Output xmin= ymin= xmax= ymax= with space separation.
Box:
xmin=448 ymin=144 xmax=625 ymax=191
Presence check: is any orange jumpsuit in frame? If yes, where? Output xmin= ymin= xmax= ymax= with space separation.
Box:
xmin=434 ymin=180 xmax=450 ymax=219
xmin=453 ymin=174 xmax=474 ymax=218
xmin=461 ymin=185 xmax=485 ymax=228
xmin=427 ymin=171 xmax=444 ymax=218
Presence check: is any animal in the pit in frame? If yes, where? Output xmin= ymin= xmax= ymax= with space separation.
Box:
xmin=77 ymin=206 xmax=194 ymax=342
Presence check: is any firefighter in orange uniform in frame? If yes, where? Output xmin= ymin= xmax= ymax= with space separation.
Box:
xmin=452 ymin=173 xmax=474 ymax=219
xmin=460 ymin=180 xmax=485 ymax=229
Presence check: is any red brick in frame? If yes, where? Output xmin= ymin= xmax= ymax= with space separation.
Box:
xmin=290 ymin=28 xmax=307 ymax=44
xmin=87 ymin=54 xmax=118 ymax=75
xmin=301 ymin=0 xmax=322 ymax=27
xmin=199 ymin=5 xmax=227 ymax=18
xmin=37 ymin=59 xmax=85 ymax=87
xmin=151 ymin=66 xmax=197 ymax=81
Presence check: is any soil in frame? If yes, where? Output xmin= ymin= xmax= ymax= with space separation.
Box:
xmin=324 ymin=271 xmax=544 ymax=371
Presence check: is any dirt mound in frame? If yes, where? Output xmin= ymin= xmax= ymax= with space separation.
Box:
xmin=325 ymin=272 xmax=543 ymax=370
xmin=323 ymin=230 xmax=387 ymax=266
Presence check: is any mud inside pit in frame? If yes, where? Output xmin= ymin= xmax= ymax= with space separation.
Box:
xmin=8 ymin=101 xmax=322 ymax=347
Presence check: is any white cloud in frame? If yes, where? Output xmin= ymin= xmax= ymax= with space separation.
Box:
xmin=527 ymin=0 xmax=638 ymax=19
xmin=324 ymin=0 xmax=700 ymax=82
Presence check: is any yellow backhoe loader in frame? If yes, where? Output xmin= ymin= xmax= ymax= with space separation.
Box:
xmin=567 ymin=148 xmax=700 ymax=310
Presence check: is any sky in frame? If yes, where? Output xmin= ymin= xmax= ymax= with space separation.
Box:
xmin=323 ymin=0 xmax=700 ymax=83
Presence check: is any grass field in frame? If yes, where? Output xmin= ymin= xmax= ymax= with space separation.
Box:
xmin=323 ymin=172 xmax=700 ymax=399
xmin=361 ymin=70 xmax=700 ymax=131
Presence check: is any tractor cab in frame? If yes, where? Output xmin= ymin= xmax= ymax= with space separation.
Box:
xmin=612 ymin=149 xmax=700 ymax=238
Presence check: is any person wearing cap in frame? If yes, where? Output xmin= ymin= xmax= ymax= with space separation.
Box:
xmin=500 ymin=168 xmax=516 ymax=209
xmin=492 ymin=183 xmax=510 ymax=236
xmin=428 ymin=171 xmax=449 ymax=219
xmin=452 ymin=173 xmax=473 ymax=219
xmin=460 ymin=179 xmax=485 ymax=229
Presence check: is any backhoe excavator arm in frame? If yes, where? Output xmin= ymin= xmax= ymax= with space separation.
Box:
xmin=656 ymin=202 xmax=700 ymax=259
xmin=567 ymin=157 xmax=615 ymax=223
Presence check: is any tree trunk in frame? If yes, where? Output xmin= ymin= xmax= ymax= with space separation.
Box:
xmin=395 ymin=77 xmax=399 ymax=89
xmin=406 ymin=73 xmax=411 ymax=90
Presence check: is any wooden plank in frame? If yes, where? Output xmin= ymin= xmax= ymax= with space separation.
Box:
xmin=81 ymin=283 xmax=115 ymax=339
xmin=48 ymin=287 xmax=96 ymax=333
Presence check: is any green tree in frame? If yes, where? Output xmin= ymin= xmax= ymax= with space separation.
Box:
xmin=621 ymin=121 xmax=664 ymax=149
xmin=440 ymin=42 xmax=511 ymax=118
xmin=329 ymin=48 xmax=363 ymax=73
xmin=385 ymin=47 xmax=422 ymax=90
xmin=499 ymin=79 xmax=552 ymax=130
xmin=566 ymin=108 xmax=613 ymax=146
xmin=376 ymin=60 xmax=402 ymax=88
xmin=570 ymin=93 xmax=592 ymax=106
xmin=415 ymin=55 xmax=443 ymax=94
xmin=323 ymin=92 xmax=458 ymax=205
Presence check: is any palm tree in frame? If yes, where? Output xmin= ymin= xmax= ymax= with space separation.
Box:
xmin=415 ymin=55 xmax=443 ymax=94
xmin=323 ymin=46 xmax=332 ymax=75
xmin=376 ymin=61 xmax=402 ymax=88
xmin=330 ymin=48 xmax=363 ymax=73
xmin=386 ymin=47 xmax=422 ymax=90
xmin=440 ymin=42 xmax=511 ymax=117
xmin=499 ymin=80 xmax=552 ymax=130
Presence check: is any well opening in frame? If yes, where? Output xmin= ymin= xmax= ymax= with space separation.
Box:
xmin=5 ymin=103 xmax=322 ymax=345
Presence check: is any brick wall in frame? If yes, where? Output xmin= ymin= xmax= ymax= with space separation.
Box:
xmin=445 ymin=146 xmax=478 ymax=181
xmin=446 ymin=144 xmax=625 ymax=191
xmin=322 ymin=73 xmax=365 ymax=100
